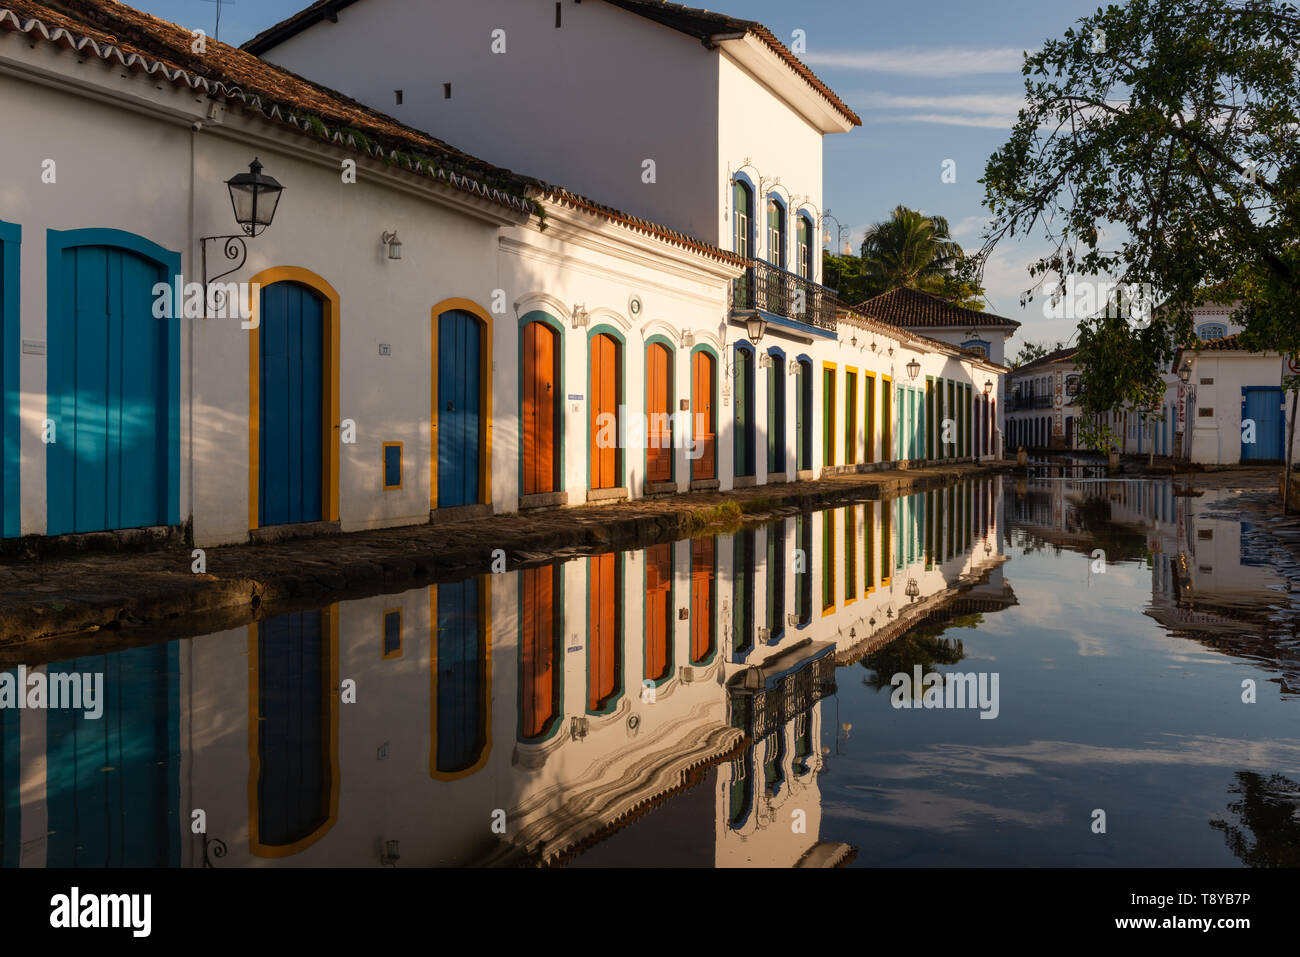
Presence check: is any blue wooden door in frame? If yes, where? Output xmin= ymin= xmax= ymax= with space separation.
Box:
xmin=437 ymin=310 xmax=481 ymax=508
xmin=1242 ymin=387 xmax=1284 ymax=461
xmin=256 ymin=610 xmax=330 ymax=849
xmin=260 ymin=282 xmax=324 ymax=526
xmin=46 ymin=643 xmax=180 ymax=866
xmin=435 ymin=578 xmax=486 ymax=774
xmin=48 ymin=244 xmax=174 ymax=534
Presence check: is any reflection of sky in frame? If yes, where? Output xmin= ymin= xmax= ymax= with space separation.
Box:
xmin=825 ymin=534 xmax=1300 ymax=867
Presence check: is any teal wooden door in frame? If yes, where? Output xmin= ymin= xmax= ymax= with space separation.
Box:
xmin=437 ymin=310 xmax=481 ymax=508
xmin=260 ymin=282 xmax=324 ymax=526
xmin=735 ymin=346 xmax=755 ymax=476
xmin=47 ymin=234 xmax=179 ymax=535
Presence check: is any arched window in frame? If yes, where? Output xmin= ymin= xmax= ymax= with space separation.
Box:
xmin=796 ymin=214 xmax=814 ymax=280
xmin=961 ymin=339 xmax=990 ymax=358
xmin=1197 ymin=322 xmax=1227 ymax=341
xmin=766 ymin=196 xmax=786 ymax=269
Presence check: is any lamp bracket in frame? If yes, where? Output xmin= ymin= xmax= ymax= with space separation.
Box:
xmin=199 ymin=235 xmax=249 ymax=316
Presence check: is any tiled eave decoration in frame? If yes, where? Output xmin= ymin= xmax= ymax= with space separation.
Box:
xmin=0 ymin=6 xmax=536 ymax=218
xmin=533 ymin=184 xmax=747 ymax=268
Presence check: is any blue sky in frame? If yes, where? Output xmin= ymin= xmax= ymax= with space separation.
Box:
xmin=139 ymin=0 xmax=1104 ymax=353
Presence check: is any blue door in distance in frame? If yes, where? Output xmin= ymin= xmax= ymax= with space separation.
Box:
xmin=1242 ymin=386 xmax=1285 ymax=461
xmin=435 ymin=578 xmax=486 ymax=774
xmin=437 ymin=309 xmax=481 ymax=508
xmin=47 ymin=241 xmax=177 ymax=534
xmin=45 ymin=643 xmax=180 ymax=866
xmin=260 ymin=282 xmax=324 ymax=526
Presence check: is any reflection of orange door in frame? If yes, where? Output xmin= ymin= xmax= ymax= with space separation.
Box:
xmin=588 ymin=553 xmax=619 ymax=711
xmin=691 ymin=351 xmax=715 ymax=480
xmin=522 ymin=322 xmax=557 ymax=495
xmin=645 ymin=543 xmax=672 ymax=681
xmin=646 ymin=343 xmax=672 ymax=483
xmin=590 ymin=333 xmax=619 ymax=489
xmin=520 ymin=565 xmax=559 ymax=740
xmin=690 ymin=536 xmax=715 ymax=663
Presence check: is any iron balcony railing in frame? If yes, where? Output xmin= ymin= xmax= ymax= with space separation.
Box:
xmin=729 ymin=651 xmax=838 ymax=740
xmin=1010 ymin=394 xmax=1055 ymax=411
xmin=732 ymin=259 xmax=838 ymax=333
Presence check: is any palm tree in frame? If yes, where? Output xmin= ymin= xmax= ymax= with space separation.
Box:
xmin=859 ymin=205 xmax=964 ymax=293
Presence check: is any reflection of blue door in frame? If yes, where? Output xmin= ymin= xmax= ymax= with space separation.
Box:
xmin=260 ymin=283 xmax=324 ymax=526
xmin=0 ymin=221 xmax=18 ymax=540
xmin=257 ymin=610 xmax=329 ymax=848
xmin=435 ymin=579 xmax=485 ymax=773
xmin=1242 ymin=387 xmax=1284 ymax=461
xmin=437 ymin=310 xmax=481 ymax=508
xmin=46 ymin=644 xmax=180 ymax=866
xmin=48 ymin=236 xmax=179 ymax=534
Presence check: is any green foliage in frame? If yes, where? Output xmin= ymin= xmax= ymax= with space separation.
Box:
xmin=1010 ymin=339 xmax=1067 ymax=368
xmin=826 ymin=205 xmax=986 ymax=309
xmin=981 ymin=0 xmax=1300 ymax=396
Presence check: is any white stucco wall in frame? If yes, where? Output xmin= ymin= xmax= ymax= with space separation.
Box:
xmin=1186 ymin=353 xmax=1297 ymax=465
xmin=260 ymin=0 xmax=723 ymax=243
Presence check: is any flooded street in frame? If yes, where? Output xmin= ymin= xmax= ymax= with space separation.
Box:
xmin=5 ymin=474 xmax=1297 ymax=868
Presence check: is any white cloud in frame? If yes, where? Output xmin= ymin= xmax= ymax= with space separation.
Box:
xmin=892 ymin=112 xmax=1017 ymax=129
xmin=804 ymin=47 xmax=1029 ymax=76
xmin=853 ymin=92 xmax=1027 ymax=115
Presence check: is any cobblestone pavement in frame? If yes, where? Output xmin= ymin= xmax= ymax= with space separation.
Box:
xmin=0 ymin=462 xmax=1007 ymax=659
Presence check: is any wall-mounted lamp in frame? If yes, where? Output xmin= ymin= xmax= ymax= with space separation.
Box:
xmin=571 ymin=304 xmax=590 ymax=329
xmin=906 ymin=358 xmax=921 ymax=380
xmin=680 ymin=329 xmax=695 ymax=348
xmin=381 ymin=230 xmax=402 ymax=261
xmin=745 ymin=313 xmax=767 ymax=346
xmin=200 ymin=157 xmax=285 ymax=318
xmin=887 ymin=346 xmax=894 ymax=356
xmin=984 ymin=379 xmax=993 ymax=396
xmin=1177 ymin=360 xmax=1192 ymax=383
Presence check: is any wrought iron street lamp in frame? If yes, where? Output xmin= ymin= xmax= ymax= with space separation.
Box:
xmin=745 ymin=313 xmax=767 ymax=346
xmin=906 ymin=358 xmax=921 ymax=380
xmin=200 ymin=157 xmax=285 ymax=317
xmin=1178 ymin=361 xmax=1192 ymax=383
xmin=984 ymin=379 xmax=993 ymax=396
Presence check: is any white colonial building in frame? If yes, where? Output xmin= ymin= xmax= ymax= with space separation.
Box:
xmin=0 ymin=0 xmax=1004 ymax=552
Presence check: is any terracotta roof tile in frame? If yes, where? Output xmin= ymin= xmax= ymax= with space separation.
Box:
xmin=854 ymin=286 xmax=1021 ymax=330
xmin=1010 ymin=347 xmax=1079 ymax=374
xmin=0 ymin=0 xmax=536 ymax=214
xmin=243 ymin=0 xmax=861 ymax=127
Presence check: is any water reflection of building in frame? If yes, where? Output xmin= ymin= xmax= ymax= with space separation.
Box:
xmin=1 ymin=478 xmax=1014 ymax=867
xmin=1007 ymin=474 xmax=1299 ymax=694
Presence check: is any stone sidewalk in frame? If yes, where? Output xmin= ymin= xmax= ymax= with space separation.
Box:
xmin=0 ymin=461 xmax=1008 ymax=659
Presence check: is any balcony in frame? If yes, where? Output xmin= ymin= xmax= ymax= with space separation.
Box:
xmin=1010 ymin=394 xmax=1054 ymax=411
xmin=731 ymin=259 xmax=838 ymax=334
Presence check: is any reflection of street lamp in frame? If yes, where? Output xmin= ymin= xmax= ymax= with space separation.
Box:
xmin=905 ymin=578 xmax=920 ymax=602
xmin=906 ymin=358 xmax=921 ymax=380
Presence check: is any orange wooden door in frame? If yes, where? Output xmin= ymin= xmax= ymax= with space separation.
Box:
xmin=691 ymin=536 xmax=715 ymax=663
xmin=588 ymin=552 xmax=619 ymax=711
xmin=691 ymin=351 xmax=715 ymax=480
xmin=520 ymin=565 xmax=557 ymax=740
xmin=646 ymin=343 xmax=672 ymax=483
xmin=589 ymin=333 xmax=619 ymax=490
xmin=522 ymin=322 xmax=557 ymax=495
xmin=644 ymin=543 xmax=672 ymax=682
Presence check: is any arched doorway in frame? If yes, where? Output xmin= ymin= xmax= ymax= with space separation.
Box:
xmin=521 ymin=316 xmax=561 ymax=496
xmin=434 ymin=303 xmax=489 ymax=509
xmin=589 ymin=330 xmax=622 ymax=490
xmin=645 ymin=340 xmax=673 ymax=484
xmin=46 ymin=229 xmax=180 ymax=534
xmin=691 ymin=348 xmax=716 ymax=480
